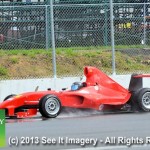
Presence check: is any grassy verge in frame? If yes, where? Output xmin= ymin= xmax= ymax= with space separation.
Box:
xmin=0 ymin=46 xmax=149 ymax=79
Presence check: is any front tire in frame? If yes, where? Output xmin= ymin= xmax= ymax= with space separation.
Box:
xmin=136 ymin=88 xmax=150 ymax=112
xmin=39 ymin=95 xmax=61 ymax=118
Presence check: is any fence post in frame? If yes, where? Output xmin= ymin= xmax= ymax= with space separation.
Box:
xmin=45 ymin=6 xmax=50 ymax=50
xmin=104 ymin=0 xmax=108 ymax=46
xmin=50 ymin=0 xmax=57 ymax=78
xmin=143 ymin=3 xmax=146 ymax=46
xmin=110 ymin=0 xmax=116 ymax=75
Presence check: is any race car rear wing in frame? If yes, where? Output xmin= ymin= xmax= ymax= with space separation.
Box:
xmin=129 ymin=74 xmax=150 ymax=92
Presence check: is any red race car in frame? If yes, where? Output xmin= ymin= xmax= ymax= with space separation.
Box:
xmin=0 ymin=66 xmax=150 ymax=118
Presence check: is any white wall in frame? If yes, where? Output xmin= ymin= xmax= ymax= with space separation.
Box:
xmin=0 ymin=77 xmax=81 ymax=101
xmin=0 ymin=75 xmax=150 ymax=102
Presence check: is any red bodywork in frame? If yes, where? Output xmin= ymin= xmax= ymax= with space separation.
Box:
xmin=0 ymin=66 xmax=148 ymax=118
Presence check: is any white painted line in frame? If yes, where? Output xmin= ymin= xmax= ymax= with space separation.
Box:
xmin=61 ymin=144 xmax=150 ymax=150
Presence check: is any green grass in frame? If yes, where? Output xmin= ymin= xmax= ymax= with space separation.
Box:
xmin=0 ymin=67 xmax=8 ymax=76
xmin=56 ymin=45 xmax=146 ymax=51
xmin=0 ymin=45 xmax=146 ymax=56
xmin=0 ymin=45 xmax=149 ymax=79
xmin=0 ymin=49 xmax=52 ymax=56
xmin=10 ymin=57 xmax=19 ymax=64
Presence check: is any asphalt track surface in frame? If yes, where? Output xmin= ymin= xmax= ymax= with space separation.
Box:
xmin=3 ymin=108 xmax=150 ymax=150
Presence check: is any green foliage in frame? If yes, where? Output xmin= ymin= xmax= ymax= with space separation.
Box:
xmin=0 ymin=67 xmax=8 ymax=77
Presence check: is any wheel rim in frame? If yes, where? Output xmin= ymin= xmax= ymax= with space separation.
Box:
xmin=45 ymin=97 xmax=60 ymax=116
xmin=142 ymin=92 xmax=150 ymax=109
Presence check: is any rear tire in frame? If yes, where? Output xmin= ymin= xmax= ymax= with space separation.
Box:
xmin=136 ymin=88 xmax=150 ymax=112
xmin=39 ymin=95 xmax=61 ymax=118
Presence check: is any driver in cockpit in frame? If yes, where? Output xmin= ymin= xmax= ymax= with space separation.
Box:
xmin=71 ymin=82 xmax=86 ymax=91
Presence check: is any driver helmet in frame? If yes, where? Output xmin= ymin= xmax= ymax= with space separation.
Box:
xmin=71 ymin=82 xmax=83 ymax=91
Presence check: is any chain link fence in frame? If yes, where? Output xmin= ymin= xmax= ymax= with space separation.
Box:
xmin=114 ymin=3 xmax=150 ymax=74
xmin=0 ymin=1 xmax=150 ymax=79
xmin=0 ymin=6 xmax=46 ymax=49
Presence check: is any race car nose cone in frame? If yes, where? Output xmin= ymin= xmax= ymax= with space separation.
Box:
xmin=0 ymin=102 xmax=5 ymax=109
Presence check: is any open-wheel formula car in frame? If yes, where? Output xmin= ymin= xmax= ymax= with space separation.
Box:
xmin=0 ymin=66 xmax=150 ymax=118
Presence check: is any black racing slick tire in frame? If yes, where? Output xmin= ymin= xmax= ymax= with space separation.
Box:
xmin=39 ymin=95 xmax=61 ymax=118
xmin=136 ymin=88 xmax=150 ymax=112
xmin=4 ymin=94 xmax=16 ymax=101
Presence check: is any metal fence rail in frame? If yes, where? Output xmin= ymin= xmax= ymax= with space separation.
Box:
xmin=0 ymin=1 xmax=150 ymax=79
